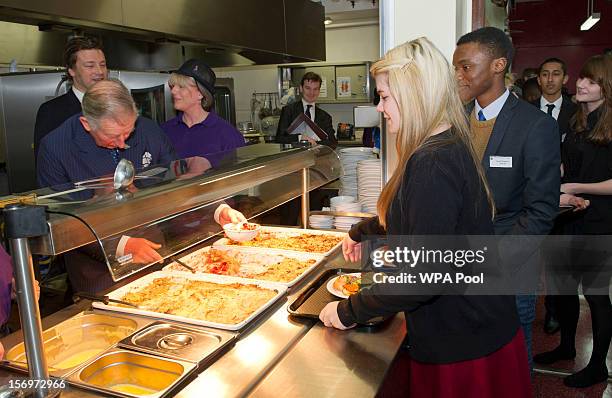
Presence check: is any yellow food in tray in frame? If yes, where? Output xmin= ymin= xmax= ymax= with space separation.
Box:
xmin=166 ymin=248 xmax=317 ymax=283
xmin=118 ymin=277 xmax=276 ymax=325
xmin=227 ymin=232 xmax=343 ymax=253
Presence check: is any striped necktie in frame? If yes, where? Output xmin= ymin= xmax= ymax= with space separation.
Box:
xmin=477 ymin=110 xmax=486 ymax=121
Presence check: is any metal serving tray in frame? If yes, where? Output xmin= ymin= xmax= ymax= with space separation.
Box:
xmin=118 ymin=321 xmax=236 ymax=365
xmin=3 ymin=312 xmax=151 ymax=378
xmin=67 ymin=348 xmax=196 ymax=398
xmin=92 ymin=271 xmax=287 ymax=331
xmin=214 ymin=226 xmax=347 ymax=257
xmin=164 ymin=245 xmax=326 ymax=287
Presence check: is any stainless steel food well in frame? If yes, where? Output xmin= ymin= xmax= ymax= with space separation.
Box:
xmin=118 ymin=321 xmax=236 ymax=364
xmin=68 ymin=348 xmax=196 ymax=398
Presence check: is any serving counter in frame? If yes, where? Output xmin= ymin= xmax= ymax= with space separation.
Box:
xmin=1 ymin=143 xmax=406 ymax=397
xmin=0 ymin=250 xmax=406 ymax=397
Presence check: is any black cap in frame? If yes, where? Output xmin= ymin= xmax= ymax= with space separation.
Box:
xmin=176 ymin=59 xmax=216 ymax=96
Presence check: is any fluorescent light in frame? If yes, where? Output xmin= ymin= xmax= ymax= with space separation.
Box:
xmin=580 ymin=12 xmax=600 ymax=30
xmin=324 ymin=17 xmax=333 ymax=25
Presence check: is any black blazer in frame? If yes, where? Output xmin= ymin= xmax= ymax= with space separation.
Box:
xmin=275 ymin=101 xmax=336 ymax=148
xmin=562 ymin=109 xmax=612 ymax=234
xmin=34 ymin=90 xmax=82 ymax=160
xmin=469 ymin=94 xmax=560 ymax=235
xmin=530 ymin=96 xmax=577 ymax=141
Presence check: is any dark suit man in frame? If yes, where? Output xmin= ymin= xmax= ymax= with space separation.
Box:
xmin=37 ymin=80 xmax=176 ymax=294
xmin=276 ymin=72 xmax=336 ymax=149
xmin=454 ymin=27 xmax=560 ymax=371
xmin=530 ymin=57 xmax=577 ymax=142
xmin=34 ymin=36 xmax=107 ymax=160
xmin=529 ymin=57 xmax=578 ymax=336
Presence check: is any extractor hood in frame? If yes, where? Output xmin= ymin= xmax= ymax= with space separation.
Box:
xmin=0 ymin=0 xmax=326 ymax=67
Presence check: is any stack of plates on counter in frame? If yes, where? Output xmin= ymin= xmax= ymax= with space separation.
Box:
xmin=339 ymin=147 xmax=374 ymax=198
xmin=330 ymin=196 xmax=363 ymax=231
xmin=309 ymin=215 xmax=334 ymax=229
xmin=357 ymin=159 xmax=382 ymax=214
xmin=333 ymin=216 xmax=362 ymax=231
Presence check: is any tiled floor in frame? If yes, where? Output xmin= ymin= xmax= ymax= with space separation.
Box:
xmin=532 ymin=296 xmax=612 ymax=397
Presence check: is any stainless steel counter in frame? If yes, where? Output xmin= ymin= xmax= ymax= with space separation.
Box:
xmin=0 ymin=249 xmax=406 ymax=397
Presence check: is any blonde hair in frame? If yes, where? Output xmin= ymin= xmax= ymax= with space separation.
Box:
xmin=82 ymin=78 xmax=137 ymax=129
xmin=372 ymin=37 xmax=494 ymax=228
xmin=168 ymin=72 xmax=214 ymax=111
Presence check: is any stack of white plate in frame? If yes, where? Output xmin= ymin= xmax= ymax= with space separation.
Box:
xmin=357 ymin=159 xmax=382 ymax=214
xmin=333 ymin=216 xmax=362 ymax=231
xmin=330 ymin=195 xmax=356 ymax=211
xmin=338 ymin=147 xmax=374 ymax=198
xmin=309 ymin=214 xmax=334 ymax=229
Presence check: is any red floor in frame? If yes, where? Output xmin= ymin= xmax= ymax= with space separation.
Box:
xmin=532 ymin=296 xmax=612 ymax=398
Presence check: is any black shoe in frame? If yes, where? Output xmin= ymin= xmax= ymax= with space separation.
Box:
xmin=563 ymin=365 xmax=609 ymax=388
xmin=544 ymin=314 xmax=561 ymax=334
xmin=533 ymin=347 xmax=576 ymax=365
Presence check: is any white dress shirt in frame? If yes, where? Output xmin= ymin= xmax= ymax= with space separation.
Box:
xmin=539 ymin=95 xmax=563 ymax=120
xmin=72 ymin=87 xmax=85 ymax=103
xmin=475 ymin=89 xmax=510 ymax=120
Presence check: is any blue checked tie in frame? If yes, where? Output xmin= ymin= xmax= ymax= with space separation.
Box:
xmin=111 ymin=148 xmax=120 ymax=165
xmin=477 ymin=110 xmax=486 ymax=121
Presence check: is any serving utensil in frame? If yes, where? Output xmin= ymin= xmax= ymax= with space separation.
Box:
xmin=73 ymin=292 xmax=140 ymax=309
xmin=171 ymin=258 xmax=196 ymax=274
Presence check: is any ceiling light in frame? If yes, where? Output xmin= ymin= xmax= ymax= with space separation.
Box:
xmin=580 ymin=12 xmax=600 ymax=30
xmin=580 ymin=0 xmax=600 ymax=31
xmin=324 ymin=17 xmax=333 ymax=25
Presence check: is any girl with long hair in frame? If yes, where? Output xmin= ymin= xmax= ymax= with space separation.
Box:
xmin=534 ymin=54 xmax=612 ymax=388
xmin=319 ymin=37 xmax=531 ymax=397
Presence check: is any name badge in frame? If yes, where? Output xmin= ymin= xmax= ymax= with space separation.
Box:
xmin=489 ymin=156 xmax=512 ymax=168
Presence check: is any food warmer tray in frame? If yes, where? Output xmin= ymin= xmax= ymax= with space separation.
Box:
xmin=92 ymin=271 xmax=287 ymax=331
xmin=118 ymin=321 xmax=236 ymax=366
xmin=214 ymin=225 xmax=347 ymax=257
xmin=164 ymin=245 xmax=326 ymax=287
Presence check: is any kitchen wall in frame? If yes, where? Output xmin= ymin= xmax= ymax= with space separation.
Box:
xmin=214 ymin=22 xmax=380 ymax=129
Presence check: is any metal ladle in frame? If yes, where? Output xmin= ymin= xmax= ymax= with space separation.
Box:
xmin=113 ymin=158 xmax=135 ymax=190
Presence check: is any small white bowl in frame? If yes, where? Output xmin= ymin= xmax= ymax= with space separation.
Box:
xmin=223 ymin=222 xmax=260 ymax=242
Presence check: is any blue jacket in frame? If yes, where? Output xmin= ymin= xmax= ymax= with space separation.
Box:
xmin=37 ymin=113 xmax=177 ymax=188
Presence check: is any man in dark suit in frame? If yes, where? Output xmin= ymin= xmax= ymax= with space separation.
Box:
xmin=37 ymin=79 xmax=176 ymax=294
xmin=34 ymin=36 xmax=107 ymax=160
xmin=531 ymin=57 xmax=577 ymax=142
xmin=530 ymin=57 xmax=578 ymax=336
xmin=276 ymin=72 xmax=336 ymax=148
xmin=453 ymin=27 xmax=560 ymax=371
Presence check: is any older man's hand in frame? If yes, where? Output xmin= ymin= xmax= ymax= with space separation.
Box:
xmin=124 ymin=238 xmax=163 ymax=264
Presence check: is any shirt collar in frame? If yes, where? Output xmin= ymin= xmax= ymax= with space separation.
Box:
xmin=540 ymin=95 xmax=563 ymax=109
xmin=301 ymin=98 xmax=315 ymax=109
xmin=475 ymin=89 xmax=510 ymax=120
xmin=72 ymin=87 xmax=85 ymax=103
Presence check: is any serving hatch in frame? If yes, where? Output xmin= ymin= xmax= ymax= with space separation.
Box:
xmin=214 ymin=226 xmax=347 ymax=257
xmin=92 ymin=271 xmax=287 ymax=331
xmin=164 ymin=245 xmax=326 ymax=287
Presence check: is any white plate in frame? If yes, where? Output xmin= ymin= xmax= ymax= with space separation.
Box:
xmin=326 ymin=273 xmax=362 ymax=299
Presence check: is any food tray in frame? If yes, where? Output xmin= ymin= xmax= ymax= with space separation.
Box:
xmin=288 ymin=269 xmax=386 ymax=326
xmin=163 ymin=245 xmax=326 ymax=287
xmin=214 ymin=226 xmax=347 ymax=257
xmin=92 ymin=271 xmax=287 ymax=331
